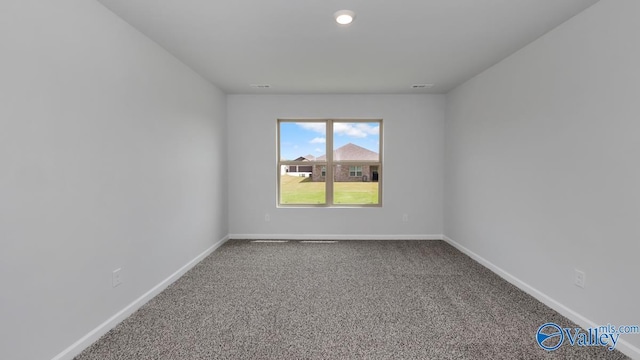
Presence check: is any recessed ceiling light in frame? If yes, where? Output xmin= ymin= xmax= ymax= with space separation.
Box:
xmin=334 ymin=10 xmax=355 ymax=25
xmin=411 ymin=84 xmax=434 ymax=89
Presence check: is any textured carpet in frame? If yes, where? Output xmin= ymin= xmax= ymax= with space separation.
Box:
xmin=76 ymin=240 xmax=628 ymax=359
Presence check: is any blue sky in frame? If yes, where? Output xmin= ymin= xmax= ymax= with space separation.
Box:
xmin=280 ymin=122 xmax=380 ymax=160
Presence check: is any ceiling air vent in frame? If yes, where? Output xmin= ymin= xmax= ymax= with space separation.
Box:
xmin=250 ymin=84 xmax=271 ymax=89
xmin=411 ymin=84 xmax=434 ymax=89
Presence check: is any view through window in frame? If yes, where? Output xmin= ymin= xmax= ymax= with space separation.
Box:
xmin=278 ymin=119 xmax=382 ymax=206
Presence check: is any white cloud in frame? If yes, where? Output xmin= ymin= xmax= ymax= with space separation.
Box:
xmin=297 ymin=123 xmax=326 ymax=134
xmin=334 ymin=123 xmax=379 ymax=138
xmin=310 ymin=137 xmax=326 ymax=144
xmin=315 ymin=148 xmax=322 ymax=152
xmin=357 ymin=123 xmax=379 ymax=135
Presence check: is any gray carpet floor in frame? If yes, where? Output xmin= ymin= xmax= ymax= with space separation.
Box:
xmin=76 ymin=240 xmax=629 ymax=359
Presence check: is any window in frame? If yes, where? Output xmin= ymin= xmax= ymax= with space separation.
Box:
xmin=349 ymin=166 xmax=362 ymax=177
xmin=278 ymin=119 xmax=382 ymax=207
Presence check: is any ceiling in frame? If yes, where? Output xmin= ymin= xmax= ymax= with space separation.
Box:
xmin=96 ymin=0 xmax=599 ymax=94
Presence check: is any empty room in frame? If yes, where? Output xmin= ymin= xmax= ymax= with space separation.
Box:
xmin=1 ymin=0 xmax=639 ymax=359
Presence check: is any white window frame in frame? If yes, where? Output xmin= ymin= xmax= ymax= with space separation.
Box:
xmin=277 ymin=119 xmax=382 ymax=207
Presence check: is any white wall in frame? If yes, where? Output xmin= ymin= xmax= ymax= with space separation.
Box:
xmin=444 ymin=0 xmax=640 ymax=354
xmin=228 ymin=95 xmax=444 ymax=239
xmin=0 ymin=1 xmax=227 ymax=359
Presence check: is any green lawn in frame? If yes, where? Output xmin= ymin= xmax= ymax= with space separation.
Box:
xmin=280 ymin=175 xmax=379 ymax=205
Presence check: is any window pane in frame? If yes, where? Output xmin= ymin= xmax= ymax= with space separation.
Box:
xmin=280 ymin=165 xmax=325 ymax=205
xmin=333 ymin=122 xmax=380 ymax=161
xmin=348 ymin=166 xmax=363 ymax=177
xmin=278 ymin=119 xmax=381 ymax=207
xmin=280 ymin=122 xmax=326 ymax=161
xmin=333 ymin=165 xmax=379 ymax=205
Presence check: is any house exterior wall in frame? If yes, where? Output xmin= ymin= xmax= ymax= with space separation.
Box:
xmin=312 ymin=165 xmax=371 ymax=182
xmin=337 ymin=165 xmax=371 ymax=182
xmin=312 ymin=165 xmax=325 ymax=182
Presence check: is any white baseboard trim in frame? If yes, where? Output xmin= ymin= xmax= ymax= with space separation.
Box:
xmin=51 ymin=235 xmax=230 ymax=360
xmin=228 ymin=234 xmax=444 ymax=241
xmin=442 ymin=235 xmax=640 ymax=360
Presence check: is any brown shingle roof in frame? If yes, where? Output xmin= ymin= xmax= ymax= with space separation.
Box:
xmin=316 ymin=143 xmax=378 ymax=161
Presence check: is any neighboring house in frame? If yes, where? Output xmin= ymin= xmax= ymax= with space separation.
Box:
xmin=283 ymin=154 xmax=315 ymax=177
xmin=310 ymin=143 xmax=379 ymax=182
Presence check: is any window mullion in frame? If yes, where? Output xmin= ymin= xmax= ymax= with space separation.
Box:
xmin=326 ymin=120 xmax=334 ymax=206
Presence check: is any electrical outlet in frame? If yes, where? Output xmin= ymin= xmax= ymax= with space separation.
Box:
xmin=402 ymin=214 xmax=409 ymax=222
xmin=112 ymin=268 xmax=122 ymax=288
xmin=265 ymin=213 xmax=270 ymax=222
xmin=574 ymin=269 xmax=585 ymax=288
